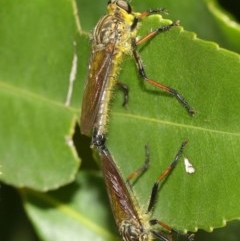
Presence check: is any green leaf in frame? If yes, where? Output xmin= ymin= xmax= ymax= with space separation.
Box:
xmin=78 ymin=0 xmax=240 ymax=235
xmin=79 ymin=0 xmax=240 ymax=234
xmin=204 ymin=0 xmax=240 ymax=52
xmin=21 ymin=171 xmax=119 ymax=241
xmin=104 ymin=13 xmax=240 ymax=233
xmin=0 ymin=0 xmax=82 ymax=190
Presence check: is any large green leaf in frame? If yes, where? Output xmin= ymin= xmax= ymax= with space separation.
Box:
xmin=78 ymin=0 xmax=240 ymax=236
xmin=81 ymin=0 xmax=240 ymax=234
xmin=105 ymin=17 xmax=240 ymax=232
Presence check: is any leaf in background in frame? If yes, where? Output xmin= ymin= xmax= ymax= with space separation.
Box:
xmin=204 ymin=0 xmax=240 ymax=52
xmin=21 ymin=171 xmax=119 ymax=241
xmin=195 ymin=220 xmax=240 ymax=241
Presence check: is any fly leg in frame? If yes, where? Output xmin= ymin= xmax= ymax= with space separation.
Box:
xmin=117 ymin=81 xmax=129 ymax=107
xmin=146 ymin=141 xmax=194 ymax=240
xmin=126 ymin=145 xmax=150 ymax=187
xmin=147 ymin=140 xmax=188 ymax=213
xmin=131 ymin=22 xmax=195 ymax=116
xmin=135 ymin=21 xmax=180 ymax=46
xmin=138 ymin=8 xmax=168 ymax=19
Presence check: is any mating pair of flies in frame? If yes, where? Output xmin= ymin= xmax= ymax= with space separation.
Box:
xmin=80 ymin=1 xmax=195 ymax=241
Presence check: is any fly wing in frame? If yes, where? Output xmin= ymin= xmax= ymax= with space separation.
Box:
xmin=100 ymin=152 xmax=141 ymax=227
xmin=80 ymin=47 xmax=114 ymax=136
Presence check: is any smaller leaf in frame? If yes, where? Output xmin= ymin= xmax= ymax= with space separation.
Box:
xmin=21 ymin=171 xmax=119 ymax=241
xmin=205 ymin=0 xmax=240 ymax=52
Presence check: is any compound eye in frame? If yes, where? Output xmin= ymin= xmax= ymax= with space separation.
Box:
xmin=116 ymin=0 xmax=132 ymax=13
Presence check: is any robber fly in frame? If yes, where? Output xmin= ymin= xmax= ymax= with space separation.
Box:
xmin=80 ymin=0 xmax=194 ymax=149
xmin=100 ymin=140 xmax=194 ymax=241
xmin=80 ymin=1 xmax=194 ymax=240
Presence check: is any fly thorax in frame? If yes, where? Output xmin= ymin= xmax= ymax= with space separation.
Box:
xmin=93 ymin=15 xmax=119 ymax=46
xmin=119 ymin=220 xmax=151 ymax=241
xmin=93 ymin=15 xmax=133 ymax=54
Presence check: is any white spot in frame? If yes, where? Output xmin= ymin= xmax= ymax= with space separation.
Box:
xmin=65 ymin=136 xmax=74 ymax=147
xmin=65 ymin=41 xmax=78 ymax=106
xmin=184 ymin=157 xmax=195 ymax=174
